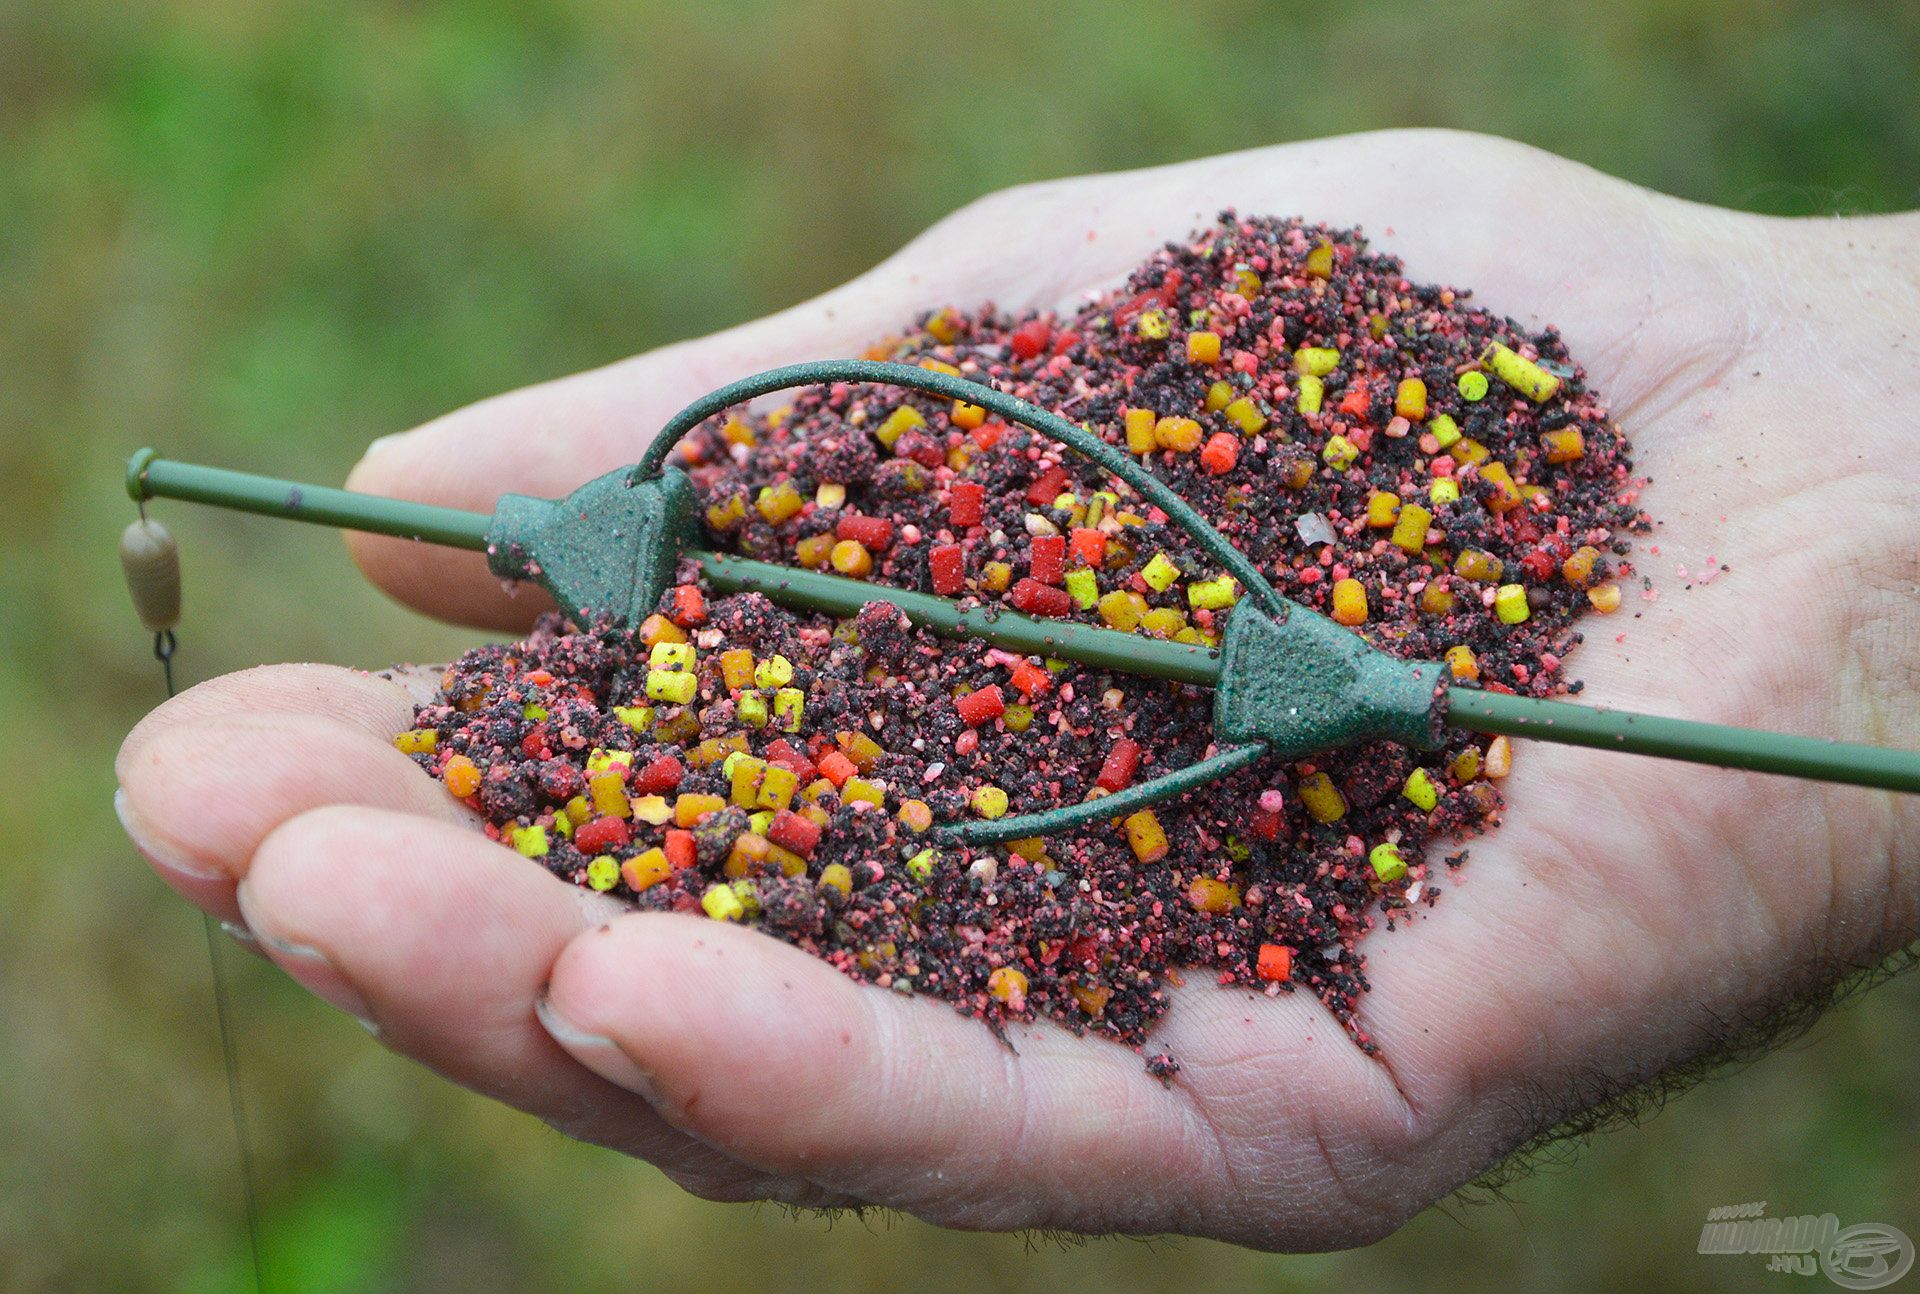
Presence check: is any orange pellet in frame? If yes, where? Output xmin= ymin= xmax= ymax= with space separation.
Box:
xmin=673 ymin=792 xmax=726 ymax=827
xmin=1541 ymin=427 xmax=1586 ymax=463
xmin=1562 ymin=545 xmax=1602 ymax=587
xmin=1153 ymin=416 xmax=1203 ymax=453
xmin=1331 ymin=577 xmax=1368 ymax=626
xmin=1484 ymin=735 xmax=1513 ymax=779
xmin=1200 ymin=432 xmax=1238 ymax=475
xmin=1186 ymin=877 xmax=1242 ymax=914
xmin=442 ymin=755 xmax=480 ymax=799
xmin=622 ymin=848 xmax=671 ymax=893
xmin=1187 ymin=330 xmax=1222 ymax=365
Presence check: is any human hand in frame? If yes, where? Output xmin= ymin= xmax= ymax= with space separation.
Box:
xmin=115 ymin=130 xmax=1920 ymax=1250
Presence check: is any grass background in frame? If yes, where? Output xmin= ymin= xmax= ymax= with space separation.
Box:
xmin=3 ymin=1 xmax=1917 ymax=1289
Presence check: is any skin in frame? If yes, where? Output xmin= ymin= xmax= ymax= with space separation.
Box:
xmin=113 ymin=130 xmax=1920 ymax=1251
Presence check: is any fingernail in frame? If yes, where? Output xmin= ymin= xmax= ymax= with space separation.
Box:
xmin=114 ymin=788 xmax=223 ymax=882
xmin=359 ymin=432 xmax=405 ymax=462
xmin=236 ymin=885 xmax=377 ymax=1030
xmin=220 ymin=919 xmax=258 ymax=946
xmin=535 ymin=992 xmax=662 ymax=1104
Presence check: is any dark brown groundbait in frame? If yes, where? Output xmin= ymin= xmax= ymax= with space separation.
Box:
xmin=401 ymin=214 xmax=1648 ymax=1060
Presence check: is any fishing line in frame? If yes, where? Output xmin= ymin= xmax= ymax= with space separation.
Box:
xmin=123 ymin=509 xmax=267 ymax=1293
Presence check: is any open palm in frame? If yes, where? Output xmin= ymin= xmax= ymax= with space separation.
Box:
xmin=115 ymin=131 xmax=1920 ymax=1250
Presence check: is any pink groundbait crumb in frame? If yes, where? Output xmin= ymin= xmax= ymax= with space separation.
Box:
xmin=402 ymin=214 xmax=1648 ymax=1059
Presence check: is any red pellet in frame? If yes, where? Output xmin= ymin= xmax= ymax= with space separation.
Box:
xmin=930 ymin=543 xmax=965 ymax=594
xmin=1008 ymin=659 xmax=1051 ymax=700
xmin=764 ymin=737 xmax=816 ymax=783
xmin=663 ymin=828 xmax=697 ymax=871
xmin=1030 ymin=533 xmax=1066 ymax=585
xmin=767 ymin=810 xmax=822 ymax=857
xmin=1256 ymin=943 xmax=1293 ymax=983
xmin=1026 ymin=465 xmax=1069 ymax=507
xmin=1010 ymin=318 xmax=1050 ymax=360
xmin=670 ymin=584 xmax=707 ymax=627
xmin=836 ymin=513 xmax=895 ymax=552
xmin=1096 ymin=738 xmax=1140 ymax=792
xmin=574 ymin=816 xmax=631 ymax=856
xmin=1010 ymin=577 xmax=1073 ymax=617
xmin=1070 ymin=527 xmax=1107 ymax=567
xmin=949 ymin=481 xmax=985 ymax=527
xmin=632 ymin=754 xmax=684 ymax=795
xmin=955 ymin=684 xmax=1006 ymax=727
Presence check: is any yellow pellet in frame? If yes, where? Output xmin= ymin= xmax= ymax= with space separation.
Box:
xmin=756 ymin=764 xmax=799 ymax=812
xmin=1140 ymin=607 xmax=1187 ymax=638
xmin=1304 ymin=239 xmax=1335 ymax=279
xmin=1479 ymin=461 xmax=1522 ymax=513
xmin=1368 ymin=842 xmax=1408 ymax=884
xmin=1298 ymin=772 xmax=1347 ymax=823
xmin=773 ymin=687 xmax=805 ymax=732
xmin=510 ymin=825 xmax=549 ymax=858
xmin=1003 ymin=703 xmax=1033 ymax=731
xmin=1186 ymin=877 xmax=1242 ymax=913
xmin=631 ymin=795 xmax=672 ymax=826
xmin=1367 ymin=491 xmax=1400 ymax=529
xmin=831 ymin=539 xmax=874 ymax=578
xmin=650 ymin=641 xmax=696 ymax=672
xmin=1136 ymin=309 xmax=1170 ymax=341
xmin=736 ymin=692 xmax=769 ymax=727
xmin=1403 ymin=768 xmax=1439 ymax=812
xmin=1455 ymin=549 xmax=1505 ymax=583
xmin=755 ymin=481 xmax=804 ymax=524
xmin=1322 ymin=434 xmax=1358 ymax=470
xmin=1224 ymin=396 xmax=1267 ymax=435
xmin=1123 ymin=810 xmax=1169 ymax=863
xmin=973 ymin=785 xmax=1009 ymax=819
xmin=706 ymin=493 xmax=747 ymax=531
xmin=1483 ymin=341 xmax=1561 ymax=403
xmin=729 ymin=755 xmax=766 ymax=807
xmin=1451 ymin=748 xmax=1482 ymax=782
xmin=897 ymin=799 xmax=934 ymax=833
xmin=1064 ymin=567 xmax=1099 ymax=609
xmin=1187 ymin=576 xmax=1239 ymax=610
xmin=1429 ymin=478 xmax=1462 ymax=505
xmin=1484 ymin=735 xmax=1514 ymax=779
xmin=1494 ymin=583 xmax=1531 ymax=624
xmin=815 ymin=481 xmax=846 ymax=510
xmin=1588 ymin=582 xmax=1623 ymax=613
xmin=1331 ymin=578 xmax=1368 ymax=626
xmin=819 ymin=863 xmax=853 ymax=897
xmin=875 ymin=405 xmax=925 ymax=448
xmin=905 ymin=848 xmax=936 ymax=882
xmin=987 ymin=965 xmax=1029 ymax=1004
xmin=842 ymin=777 xmax=885 ymax=809
xmin=1205 ymin=380 xmax=1234 ymax=412
xmin=1124 ymin=407 xmax=1158 ymax=455
xmin=674 ymin=793 xmax=726 ymax=827
xmin=586 ymin=748 xmax=633 ymax=775
xmin=688 ymin=733 xmax=747 ymax=768
xmin=795 ymin=532 xmax=835 ymax=569
xmin=645 ymin=669 xmax=697 ymax=705
xmin=612 ymin=704 xmax=654 ymax=733
xmin=719 ymin=649 xmax=756 ymax=691
xmin=1140 ymin=552 xmax=1181 ymax=592
xmin=1445 ymin=645 xmax=1479 ymax=681
xmin=753 ymin=655 xmax=793 ymax=689
xmin=1542 ymin=427 xmax=1585 ymax=463
xmin=1562 ymin=545 xmax=1602 ymax=587
xmin=1153 ymin=416 xmax=1203 ymax=453
xmin=1428 ymin=413 xmax=1462 ymax=448
xmin=1394 ymin=377 xmax=1428 ymax=422
xmin=1419 ymin=581 xmax=1456 ymax=614
xmin=983 ymin=561 xmax=1013 ymax=593
xmin=1295 ymin=347 xmax=1340 ymax=377
xmin=1187 ymin=330 xmax=1222 ymax=364
xmin=589 ymin=770 xmax=630 ymax=820
xmin=1098 ymin=589 xmax=1149 ymax=631
xmin=394 ymin=728 xmax=437 ymax=755
xmin=701 ymin=883 xmax=745 ymax=922
xmin=1296 ymin=374 xmax=1325 ymax=415
xmin=1457 ymin=370 xmax=1490 ymax=402
xmin=952 ymin=400 xmax=986 ymax=429
xmin=1390 ymin=502 xmax=1433 ymax=553
xmin=584 ymin=857 xmax=619 ymax=891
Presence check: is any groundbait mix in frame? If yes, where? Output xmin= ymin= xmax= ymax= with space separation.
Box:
xmin=400 ymin=214 xmax=1648 ymax=1057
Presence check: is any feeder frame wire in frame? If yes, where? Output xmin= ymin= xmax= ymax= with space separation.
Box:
xmin=152 ymin=628 xmax=267 ymax=1293
xmin=635 ymin=359 xmax=1288 ymax=617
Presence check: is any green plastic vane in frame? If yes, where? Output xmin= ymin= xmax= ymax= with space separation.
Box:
xmin=126 ymin=360 xmax=1920 ymax=847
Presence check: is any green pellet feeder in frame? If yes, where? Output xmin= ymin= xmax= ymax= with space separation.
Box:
xmin=126 ymin=359 xmax=1920 ymax=844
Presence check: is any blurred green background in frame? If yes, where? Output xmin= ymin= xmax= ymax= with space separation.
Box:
xmin=3 ymin=1 xmax=1917 ymax=1290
